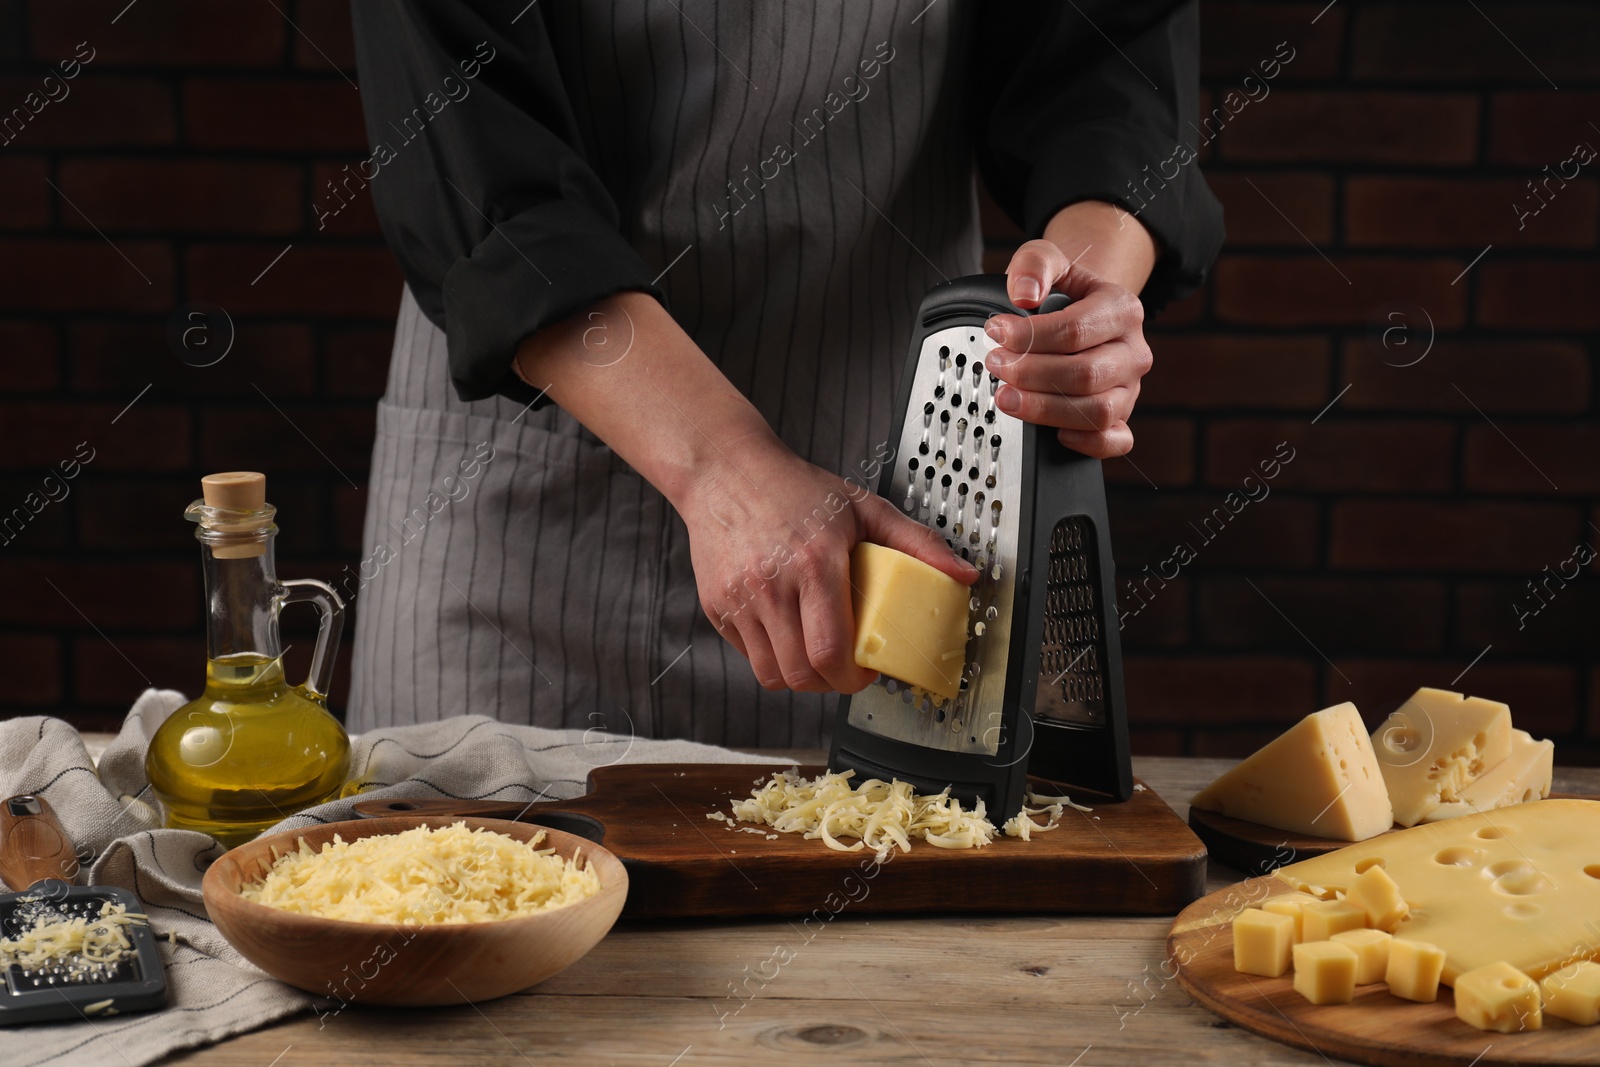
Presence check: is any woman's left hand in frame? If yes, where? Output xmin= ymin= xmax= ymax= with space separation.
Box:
xmin=983 ymin=237 xmax=1153 ymax=459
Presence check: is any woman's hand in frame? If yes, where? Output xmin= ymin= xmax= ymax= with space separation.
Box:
xmin=677 ymin=442 xmax=978 ymax=693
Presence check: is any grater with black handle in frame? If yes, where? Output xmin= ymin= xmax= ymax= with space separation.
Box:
xmin=829 ymin=274 xmax=1133 ymax=823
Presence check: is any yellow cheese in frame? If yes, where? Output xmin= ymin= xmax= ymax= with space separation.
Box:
xmin=1344 ymin=865 xmax=1408 ymax=932
xmin=1233 ymin=908 xmax=1295 ymax=978
xmin=1261 ymin=895 xmax=1315 ymax=942
xmin=849 ymin=542 xmax=969 ymax=701
xmin=1370 ymin=688 xmax=1512 ymax=826
xmin=1386 ymin=939 xmax=1446 ymax=1002
xmin=1189 ymin=703 xmax=1393 ymax=841
xmin=1455 ymin=961 xmax=1542 ymax=1033
xmin=1301 ymin=898 xmax=1367 ymax=942
xmin=1331 ymin=928 xmax=1392 ymax=984
xmin=0 ymin=899 xmax=144 ymax=977
xmin=1274 ymin=800 xmax=1600 ymax=985
xmin=1541 ymin=960 xmax=1600 ymax=1025
xmin=1423 ymin=729 xmax=1554 ymax=822
xmin=1293 ymin=941 xmax=1359 ymax=1005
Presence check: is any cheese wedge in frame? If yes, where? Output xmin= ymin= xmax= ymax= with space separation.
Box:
xmin=1423 ymin=729 xmax=1554 ymax=822
xmin=1189 ymin=703 xmax=1393 ymax=841
xmin=849 ymin=542 xmax=970 ymax=701
xmin=1370 ymin=688 xmax=1512 ymax=826
xmin=1274 ymin=799 xmax=1600 ymax=985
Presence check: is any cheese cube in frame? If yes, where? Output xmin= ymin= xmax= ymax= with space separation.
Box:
xmin=1424 ymin=729 xmax=1554 ymax=822
xmin=1386 ymin=939 xmax=1447 ymax=1002
xmin=1540 ymin=960 xmax=1600 ymax=1026
xmin=1454 ymin=961 xmax=1542 ymax=1033
xmin=1293 ymin=941 xmax=1359 ymax=1005
xmin=1371 ymin=688 xmax=1512 ymax=827
xmin=1345 ymin=865 xmax=1408 ymax=932
xmin=1262 ymin=895 xmax=1316 ymax=942
xmin=1233 ymin=908 xmax=1296 ymax=978
xmin=1332 ymin=928 xmax=1393 ymax=984
xmin=1301 ymin=898 xmax=1367 ymax=942
xmin=1190 ymin=703 xmax=1394 ymax=841
xmin=849 ymin=543 xmax=969 ymax=701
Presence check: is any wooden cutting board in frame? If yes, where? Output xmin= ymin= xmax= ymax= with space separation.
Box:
xmin=1168 ymin=876 xmax=1597 ymax=1067
xmin=357 ymin=763 xmax=1206 ymax=919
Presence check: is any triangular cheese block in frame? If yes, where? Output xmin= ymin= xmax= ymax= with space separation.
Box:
xmin=1370 ymin=688 xmax=1512 ymax=826
xmin=1191 ymin=702 xmax=1393 ymax=841
xmin=1423 ymin=728 xmax=1553 ymax=822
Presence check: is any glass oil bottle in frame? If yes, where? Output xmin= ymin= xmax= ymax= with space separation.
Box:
xmin=145 ymin=472 xmax=351 ymax=848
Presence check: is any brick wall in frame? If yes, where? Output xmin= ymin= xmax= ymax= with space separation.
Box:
xmin=1 ymin=2 xmax=1595 ymax=760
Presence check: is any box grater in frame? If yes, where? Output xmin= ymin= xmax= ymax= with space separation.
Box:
xmin=0 ymin=794 xmax=167 ymax=1024
xmin=829 ymin=274 xmax=1133 ymax=823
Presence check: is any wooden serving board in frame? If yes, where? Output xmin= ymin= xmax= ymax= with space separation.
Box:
xmin=1169 ymin=876 xmax=1598 ymax=1067
xmin=360 ymin=763 xmax=1205 ymax=919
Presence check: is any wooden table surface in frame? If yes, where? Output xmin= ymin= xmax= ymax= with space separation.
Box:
xmin=139 ymin=754 xmax=1600 ymax=1067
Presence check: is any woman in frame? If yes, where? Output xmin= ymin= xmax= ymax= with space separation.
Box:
xmin=345 ymin=0 xmax=1223 ymax=747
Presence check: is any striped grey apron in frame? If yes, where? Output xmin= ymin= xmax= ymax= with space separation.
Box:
xmin=348 ymin=0 xmax=984 ymax=747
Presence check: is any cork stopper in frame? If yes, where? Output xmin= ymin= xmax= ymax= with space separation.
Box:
xmin=196 ymin=472 xmax=271 ymax=559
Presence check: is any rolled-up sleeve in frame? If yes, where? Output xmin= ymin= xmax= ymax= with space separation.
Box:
xmin=351 ymin=1 xmax=662 ymax=404
xmin=972 ymin=0 xmax=1225 ymax=312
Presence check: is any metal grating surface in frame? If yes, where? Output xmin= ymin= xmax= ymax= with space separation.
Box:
xmin=1 ymin=895 xmax=139 ymax=993
xmin=1032 ymin=516 xmax=1107 ymax=726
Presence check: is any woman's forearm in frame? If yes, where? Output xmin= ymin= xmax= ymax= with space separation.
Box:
xmin=1040 ymin=199 xmax=1160 ymax=295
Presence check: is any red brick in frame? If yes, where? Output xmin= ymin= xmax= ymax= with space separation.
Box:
xmin=1142 ymin=334 xmax=1329 ymax=410
xmin=1206 ymin=420 xmax=1455 ymax=493
xmin=1206 ymin=172 xmax=1335 ymax=245
xmin=1347 ymin=177 xmax=1599 ymax=249
xmin=73 ymin=636 xmax=200 ymax=706
xmin=0 ymin=402 xmax=190 ymax=472
xmin=0 ymin=475 xmax=71 ymax=549
xmin=1342 ymin=338 xmax=1590 ymax=414
xmin=325 ymin=329 xmax=392 ymax=398
xmin=58 ymin=159 xmax=303 ymax=234
xmin=1477 ymin=260 xmax=1600 ymax=330
xmin=1200 ymin=4 xmax=1343 ymax=81
xmin=185 ymin=245 xmax=401 ymax=317
xmin=1331 ymin=500 xmax=1583 ymax=572
xmin=0 ymin=320 xmax=57 ymax=391
xmin=1198 ymin=576 xmax=1447 ymax=654
xmin=0 ymin=76 xmax=175 ymax=146
xmin=200 ymin=405 xmax=375 ymax=476
xmin=1127 ymin=728 xmax=1185 ymax=757
xmin=183 ymin=79 xmax=365 ymax=152
xmin=334 ymin=484 xmax=368 ymax=553
xmin=1332 ymin=659 xmax=1579 ymax=739
xmin=292 ymin=0 xmax=358 ymax=70
xmin=1457 ymin=580 xmax=1599 ymax=658
xmin=1123 ymin=655 xmax=1318 ymax=726
xmin=1117 ymin=576 xmax=1189 ymax=649
xmin=1214 ymin=256 xmax=1468 ymax=328
xmin=1217 ymin=91 xmax=1478 ymax=165
xmin=0 ymin=560 xmax=198 ymax=629
xmin=310 ymin=161 xmax=382 ymax=237
xmin=1352 ymin=3 xmax=1600 ymax=83
xmin=1488 ymin=93 xmax=1600 ymax=166
xmin=0 ymin=156 xmax=48 ymax=228
xmin=0 ymin=239 xmax=173 ymax=312
xmin=1464 ymin=424 xmax=1600 ymax=495
xmin=0 ymin=634 xmax=60 ymax=705
xmin=1153 ymin=285 xmax=1207 ymax=325
xmin=31 ymin=1 xmax=283 ymax=64
xmin=69 ymin=320 xmax=316 ymax=397
xmin=1109 ymin=492 xmax=1320 ymax=570
xmin=1105 ymin=417 xmax=1193 ymax=488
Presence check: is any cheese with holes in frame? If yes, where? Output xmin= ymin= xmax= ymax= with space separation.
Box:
xmin=1387 ymin=939 xmax=1446 ymax=1002
xmin=1233 ymin=908 xmax=1295 ymax=977
xmin=1274 ymin=800 xmax=1600 ymax=985
xmin=1332 ymin=928 xmax=1392 ymax=984
xmin=1541 ymin=960 xmax=1600 ymax=1025
xmin=849 ymin=542 xmax=969 ymax=701
xmin=1455 ymin=961 xmax=1542 ymax=1032
xmin=1189 ymin=703 xmax=1393 ymax=841
xmin=1345 ymin=865 xmax=1408 ymax=932
xmin=1423 ymin=729 xmax=1554 ymax=822
xmin=1370 ymin=688 xmax=1512 ymax=827
xmin=1293 ymin=941 xmax=1359 ymax=1005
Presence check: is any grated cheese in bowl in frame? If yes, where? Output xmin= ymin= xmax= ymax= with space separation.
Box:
xmin=238 ymin=821 xmax=603 ymax=924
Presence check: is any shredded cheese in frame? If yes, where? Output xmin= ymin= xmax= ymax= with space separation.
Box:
xmin=239 ymin=822 xmax=602 ymax=924
xmin=0 ymin=898 xmax=144 ymax=974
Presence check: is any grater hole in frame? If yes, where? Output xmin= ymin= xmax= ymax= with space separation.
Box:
xmin=934 ymin=450 xmax=947 ymax=468
xmin=924 ymin=467 xmax=935 ymax=481
xmin=934 ymin=386 xmax=945 ymax=399
xmin=919 ymin=442 xmax=929 ymax=455
xmin=935 ymin=515 xmax=947 ymax=528
xmin=941 ymin=474 xmax=952 ymax=487
xmin=940 ymin=409 xmax=950 ymax=424
xmin=957 ymin=482 xmax=968 ymax=495
xmin=955 ymin=353 xmax=967 ymax=367
xmin=974 ymin=621 xmax=986 ymax=636
xmin=974 ymin=491 xmax=985 ymax=505
xmin=985 ymin=475 xmax=996 ymax=488
xmin=951 ymin=393 xmax=961 ymax=408
xmin=984 ymin=410 xmax=996 ymax=423
xmin=952 ymin=458 xmax=963 ymax=472
xmin=991 ymin=500 xmax=1003 ymax=513
xmin=923 ymin=401 xmax=935 ymax=416
xmin=908 ymin=458 xmax=919 ymax=472
xmin=969 ymin=402 xmax=980 ymax=417
xmin=968 ymin=466 xmax=979 ymax=481
xmin=968 ymin=531 xmax=980 ymax=545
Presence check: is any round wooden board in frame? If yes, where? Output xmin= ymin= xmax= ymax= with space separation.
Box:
xmin=1168 ymin=877 xmax=1598 ymax=1067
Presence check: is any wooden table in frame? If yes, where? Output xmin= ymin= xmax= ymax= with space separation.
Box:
xmin=149 ymin=756 xmax=1600 ymax=1067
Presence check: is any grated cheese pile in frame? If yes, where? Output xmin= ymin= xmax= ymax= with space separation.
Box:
xmin=0 ymin=898 xmax=145 ymax=973
xmin=239 ymin=821 xmax=602 ymax=925
xmin=719 ymin=770 xmax=1091 ymax=859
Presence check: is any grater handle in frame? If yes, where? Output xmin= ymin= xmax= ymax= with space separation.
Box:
xmin=0 ymin=794 xmax=80 ymax=891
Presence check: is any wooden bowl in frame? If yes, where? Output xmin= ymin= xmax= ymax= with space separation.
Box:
xmin=201 ymin=815 xmax=628 ymax=1006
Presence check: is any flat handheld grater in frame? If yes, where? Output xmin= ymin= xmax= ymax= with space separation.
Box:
xmin=829 ymin=274 xmax=1133 ymax=822
xmin=0 ymin=794 xmax=167 ymax=1025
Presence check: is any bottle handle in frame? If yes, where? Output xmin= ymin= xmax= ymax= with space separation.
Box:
xmin=280 ymin=578 xmax=345 ymax=705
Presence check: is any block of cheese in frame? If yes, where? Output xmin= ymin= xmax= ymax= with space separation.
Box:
xmin=1423 ymin=729 xmax=1554 ymax=822
xmin=1332 ymin=928 xmax=1392 ymax=984
xmin=1262 ymin=895 xmax=1315 ymax=942
xmin=1344 ymin=865 xmax=1408 ymax=932
xmin=1455 ymin=962 xmax=1541 ymax=1033
xmin=1189 ymin=703 xmax=1393 ymax=841
xmin=1301 ymin=898 xmax=1366 ymax=942
xmin=1274 ymin=800 xmax=1600 ymax=985
xmin=1370 ymin=688 xmax=1513 ymax=827
xmin=1541 ymin=960 xmax=1600 ymax=1025
xmin=1387 ymin=939 xmax=1446 ymax=1002
xmin=1293 ymin=941 xmax=1359 ymax=1005
xmin=849 ymin=542 xmax=969 ymax=701
xmin=1232 ymin=908 xmax=1295 ymax=978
